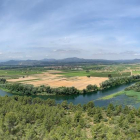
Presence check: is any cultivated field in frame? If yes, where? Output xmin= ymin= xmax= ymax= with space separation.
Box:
xmin=0 ymin=68 xmax=45 ymax=79
xmin=8 ymin=71 xmax=108 ymax=90
xmin=3 ymin=64 xmax=140 ymax=90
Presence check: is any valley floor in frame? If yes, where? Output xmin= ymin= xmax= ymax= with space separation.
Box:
xmin=8 ymin=71 xmax=108 ymax=90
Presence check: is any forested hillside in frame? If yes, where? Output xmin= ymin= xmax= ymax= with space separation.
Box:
xmin=0 ymin=96 xmax=140 ymax=139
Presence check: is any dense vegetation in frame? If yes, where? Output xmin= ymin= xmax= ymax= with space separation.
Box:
xmin=0 ymin=96 xmax=140 ymax=139
xmin=125 ymin=82 xmax=140 ymax=92
xmin=0 ymin=78 xmax=6 ymax=84
xmin=100 ymin=75 xmax=140 ymax=90
xmin=0 ymin=83 xmax=81 ymax=95
xmin=86 ymin=84 xmax=98 ymax=92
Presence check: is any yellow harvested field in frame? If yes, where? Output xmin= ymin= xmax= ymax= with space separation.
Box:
xmin=8 ymin=71 xmax=108 ymax=90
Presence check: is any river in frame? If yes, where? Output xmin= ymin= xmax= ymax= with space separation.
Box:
xmin=1 ymin=83 xmax=139 ymax=108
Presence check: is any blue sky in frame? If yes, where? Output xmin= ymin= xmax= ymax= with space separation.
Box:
xmin=1 ymin=0 xmax=140 ymax=60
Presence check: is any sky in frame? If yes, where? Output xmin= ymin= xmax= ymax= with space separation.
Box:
xmin=1 ymin=0 xmax=140 ymax=60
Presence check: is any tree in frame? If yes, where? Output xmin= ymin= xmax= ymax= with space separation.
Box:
xmin=87 ymin=101 xmax=94 ymax=109
xmin=4 ymin=112 xmax=17 ymax=134
xmin=61 ymin=101 xmax=68 ymax=109
xmin=108 ymin=74 xmax=112 ymax=78
xmin=86 ymin=85 xmax=98 ymax=92
xmin=74 ymin=112 xmax=82 ymax=123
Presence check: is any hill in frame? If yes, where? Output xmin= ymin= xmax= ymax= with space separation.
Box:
xmin=1 ymin=57 xmax=140 ymax=66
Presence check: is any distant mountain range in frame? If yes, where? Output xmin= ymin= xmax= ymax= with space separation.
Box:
xmin=1 ymin=57 xmax=140 ymax=66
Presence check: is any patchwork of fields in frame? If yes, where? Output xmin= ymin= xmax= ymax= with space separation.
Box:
xmin=8 ymin=71 xmax=108 ymax=90
xmin=2 ymin=64 xmax=140 ymax=90
xmin=0 ymin=68 xmax=44 ymax=79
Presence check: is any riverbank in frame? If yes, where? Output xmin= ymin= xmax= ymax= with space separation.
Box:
xmin=0 ymin=82 xmax=139 ymax=108
xmin=98 ymin=90 xmax=140 ymax=101
xmin=1 ymin=75 xmax=140 ymax=97
xmin=98 ymin=81 xmax=140 ymax=101
xmin=0 ymin=86 xmax=56 ymax=96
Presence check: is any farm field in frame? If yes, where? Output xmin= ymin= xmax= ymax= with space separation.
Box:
xmin=7 ymin=71 xmax=108 ymax=90
xmin=132 ymin=70 xmax=140 ymax=75
xmin=0 ymin=68 xmax=46 ymax=79
xmin=2 ymin=64 xmax=140 ymax=90
xmin=55 ymin=70 xmax=131 ymax=77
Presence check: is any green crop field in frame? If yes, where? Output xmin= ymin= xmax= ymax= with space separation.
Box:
xmin=0 ymin=68 xmax=47 ymax=79
xmin=132 ymin=71 xmax=140 ymax=74
xmin=0 ymin=63 xmax=139 ymax=80
xmin=57 ymin=70 xmax=131 ymax=77
xmin=82 ymin=64 xmax=139 ymax=71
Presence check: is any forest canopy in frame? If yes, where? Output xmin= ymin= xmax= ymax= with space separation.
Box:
xmin=0 ymin=96 xmax=140 ymax=139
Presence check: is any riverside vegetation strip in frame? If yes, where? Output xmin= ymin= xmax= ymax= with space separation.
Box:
xmin=98 ymin=82 xmax=140 ymax=101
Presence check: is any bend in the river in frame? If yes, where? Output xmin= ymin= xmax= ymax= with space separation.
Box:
xmin=0 ymin=83 xmax=138 ymax=107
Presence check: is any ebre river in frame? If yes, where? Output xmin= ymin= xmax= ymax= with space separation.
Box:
xmin=1 ymin=83 xmax=139 ymax=108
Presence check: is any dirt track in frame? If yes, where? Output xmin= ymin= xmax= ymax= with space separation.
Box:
xmin=8 ymin=72 xmax=108 ymax=90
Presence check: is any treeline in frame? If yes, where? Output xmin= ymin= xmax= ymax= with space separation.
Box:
xmin=1 ymin=83 xmax=81 ymax=95
xmin=0 ymin=78 xmax=6 ymax=84
xmin=125 ymin=82 xmax=140 ymax=92
xmin=85 ymin=75 xmax=140 ymax=92
xmin=0 ymin=96 xmax=140 ymax=139
xmin=100 ymin=75 xmax=140 ymax=90
xmin=84 ymin=84 xmax=98 ymax=92
xmin=0 ymin=82 xmax=99 ymax=95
